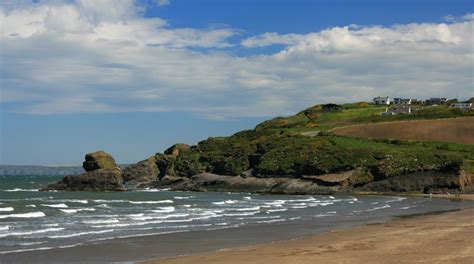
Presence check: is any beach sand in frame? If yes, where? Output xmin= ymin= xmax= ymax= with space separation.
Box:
xmin=145 ymin=208 xmax=474 ymax=264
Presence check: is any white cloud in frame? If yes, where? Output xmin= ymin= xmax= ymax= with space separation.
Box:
xmin=0 ymin=1 xmax=473 ymax=119
xmin=156 ymin=0 xmax=170 ymax=6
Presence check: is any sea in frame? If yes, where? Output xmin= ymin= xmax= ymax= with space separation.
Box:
xmin=0 ymin=166 xmax=473 ymax=260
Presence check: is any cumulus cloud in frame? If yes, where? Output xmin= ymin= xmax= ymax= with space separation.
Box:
xmin=0 ymin=1 xmax=473 ymax=118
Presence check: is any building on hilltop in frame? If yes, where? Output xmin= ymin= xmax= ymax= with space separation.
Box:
xmin=321 ymin=103 xmax=342 ymax=112
xmin=425 ymin=98 xmax=448 ymax=105
xmin=373 ymin=96 xmax=391 ymax=105
xmin=393 ymin=98 xmax=412 ymax=105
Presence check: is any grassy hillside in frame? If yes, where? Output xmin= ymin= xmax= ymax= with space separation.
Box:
xmin=155 ymin=103 xmax=474 ymax=181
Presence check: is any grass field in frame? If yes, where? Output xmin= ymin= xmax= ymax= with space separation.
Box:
xmin=332 ymin=117 xmax=474 ymax=145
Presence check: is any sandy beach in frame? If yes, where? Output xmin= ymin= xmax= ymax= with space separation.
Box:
xmin=145 ymin=208 xmax=474 ymax=264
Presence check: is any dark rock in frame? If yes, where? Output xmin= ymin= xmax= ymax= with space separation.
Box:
xmin=43 ymin=168 xmax=124 ymax=191
xmin=122 ymin=156 xmax=159 ymax=184
xmin=152 ymin=173 xmax=336 ymax=194
xmin=358 ymin=170 xmax=469 ymax=193
xmin=83 ymin=151 xmax=118 ymax=172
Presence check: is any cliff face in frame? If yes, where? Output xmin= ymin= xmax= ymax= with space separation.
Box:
xmin=42 ymin=103 xmax=474 ymax=194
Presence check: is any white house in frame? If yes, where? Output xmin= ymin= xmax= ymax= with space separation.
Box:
xmin=451 ymin=103 xmax=472 ymax=109
xmin=393 ymin=98 xmax=412 ymax=105
xmin=373 ymin=96 xmax=391 ymax=105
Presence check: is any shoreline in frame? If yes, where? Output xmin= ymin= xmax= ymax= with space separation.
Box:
xmin=144 ymin=207 xmax=474 ymax=264
xmin=0 ymin=194 xmax=472 ymax=263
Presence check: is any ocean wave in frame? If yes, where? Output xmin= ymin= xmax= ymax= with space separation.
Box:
xmin=212 ymin=200 xmax=238 ymax=205
xmin=19 ymin=241 xmax=46 ymax=246
xmin=0 ymin=212 xmax=46 ymax=219
xmin=135 ymin=188 xmax=169 ymax=192
xmin=96 ymin=204 xmax=110 ymax=208
xmin=366 ymin=204 xmax=391 ymax=212
xmin=41 ymin=203 xmax=68 ymax=208
xmin=233 ymin=206 xmax=261 ymax=212
xmin=0 ymin=247 xmax=54 ymax=255
xmin=60 ymin=208 xmax=95 ymax=214
xmin=26 ymin=204 xmax=37 ymax=208
xmin=48 ymin=229 xmax=114 ymax=239
xmin=174 ymin=196 xmax=195 ymax=199
xmin=150 ymin=206 xmax=175 ymax=213
xmin=264 ymin=200 xmax=286 ymax=206
xmin=58 ymin=199 xmax=88 ymax=204
xmin=256 ymin=219 xmax=286 ymax=224
xmin=129 ymin=200 xmax=173 ymax=204
xmin=82 ymin=219 xmax=120 ymax=224
xmin=3 ymin=188 xmax=39 ymax=192
xmin=0 ymin=226 xmax=9 ymax=231
xmin=0 ymin=207 xmax=14 ymax=212
xmin=92 ymin=199 xmax=128 ymax=203
xmin=222 ymin=211 xmax=258 ymax=217
xmin=266 ymin=208 xmax=288 ymax=213
xmin=131 ymin=213 xmax=190 ymax=221
xmin=243 ymin=196 xmax=252 ymax=200
xmin=0 ymin=227 xmax=64 ymax=238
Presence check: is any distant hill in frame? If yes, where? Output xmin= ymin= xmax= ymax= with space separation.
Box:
xmin=0 ymin=165 xmax=84 ymax=176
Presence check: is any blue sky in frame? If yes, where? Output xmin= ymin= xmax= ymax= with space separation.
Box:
xmin=1 ymin=0 xmax=473 ymax=165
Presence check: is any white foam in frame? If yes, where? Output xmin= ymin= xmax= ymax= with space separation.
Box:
xmin=49 ymin=229 xmax=114 ymax=239
xmin=366 ymin=204 xmax=391 ymax=212
xmin=181 ymin=204 xmax=191 ymax=208
xmin=3 ymin=188 xmax=39 ymax=192
xmin=62 ymin=199 xmax=88 ymax=204
xmin=60 ymin=208 xmax=95 ymax=214
xmin=19 ymin=241 xmax=45 ymax=246
xmin=234 ymin=206 xmax=260 ymax=212
xmin=0 ymin=227 xmax=64 ymax=238
xmin=243 ymin=196 xmax=252 ymax=200
xmin=96 ymin=204 xmax=110 ymax=208
xmin=93 ymin=199 xmax=127 ymax=203
xmin=0 ymin=247 xmax=54 ymax=255
xmin=0 ymin=207 xmax=14 ymax=212
xmin=129 ymin=200 xmax=173 ymax=204
xmin=150 ymin=206 xmax=175 ymax=213
xmin=83 ymin=219 xmax=120 ymax=224
xmin=256 ymin=219 xmax=286 ymax=224
xmin=41 ymin=203 xmax=68 ymax=208
xmin=0 ymin=212 xmax=46 ymax=219
xmin=136 ymin=188 xmax=169 ymax=192
xmin=266 ymin=208 xmax=288 ymax=213
xmin=174 ymin=196 xmax=195 ymax=199
xmin=264 ymin=200 xmax=286 ymax=206
xmin=0 ymin=226 xmax=9 ymax=231
xmin=26 ymin=204 xmax=37 ymax=208
xmin=132 ymin=213 xmax=190 ymax=221
xmin=223 ymin=211 xmax=258 ymax=217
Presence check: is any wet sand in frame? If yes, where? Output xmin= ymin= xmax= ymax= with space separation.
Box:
xmin=146 ymin=208 xmax=474 ymax=264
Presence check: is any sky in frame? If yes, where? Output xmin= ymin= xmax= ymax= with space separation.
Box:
xmin=0 ymin=0 xmax=473 ymax=165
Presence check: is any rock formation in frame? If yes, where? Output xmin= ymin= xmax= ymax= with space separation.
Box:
xmin=43 ymin=151 xmax=125 ymax=191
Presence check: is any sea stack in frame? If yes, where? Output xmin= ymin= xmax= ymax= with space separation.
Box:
xmin=42 ymin=151 xmax=125 ymax=191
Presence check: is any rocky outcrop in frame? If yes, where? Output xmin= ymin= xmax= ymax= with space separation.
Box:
xmin=152 ymin=173 xmax=335 ymax=194
xmin=357 ymin=170 xmax=471 ymax=193
xmin=42 ymin=151 xmax=125 ymax=191
xmin=44 ymin=168 xmax=124 ymax=191
xmin=83 ymin=151 xmax=118 ymax=171
xmin=122 ymin=156 xmax=159 ymax=186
